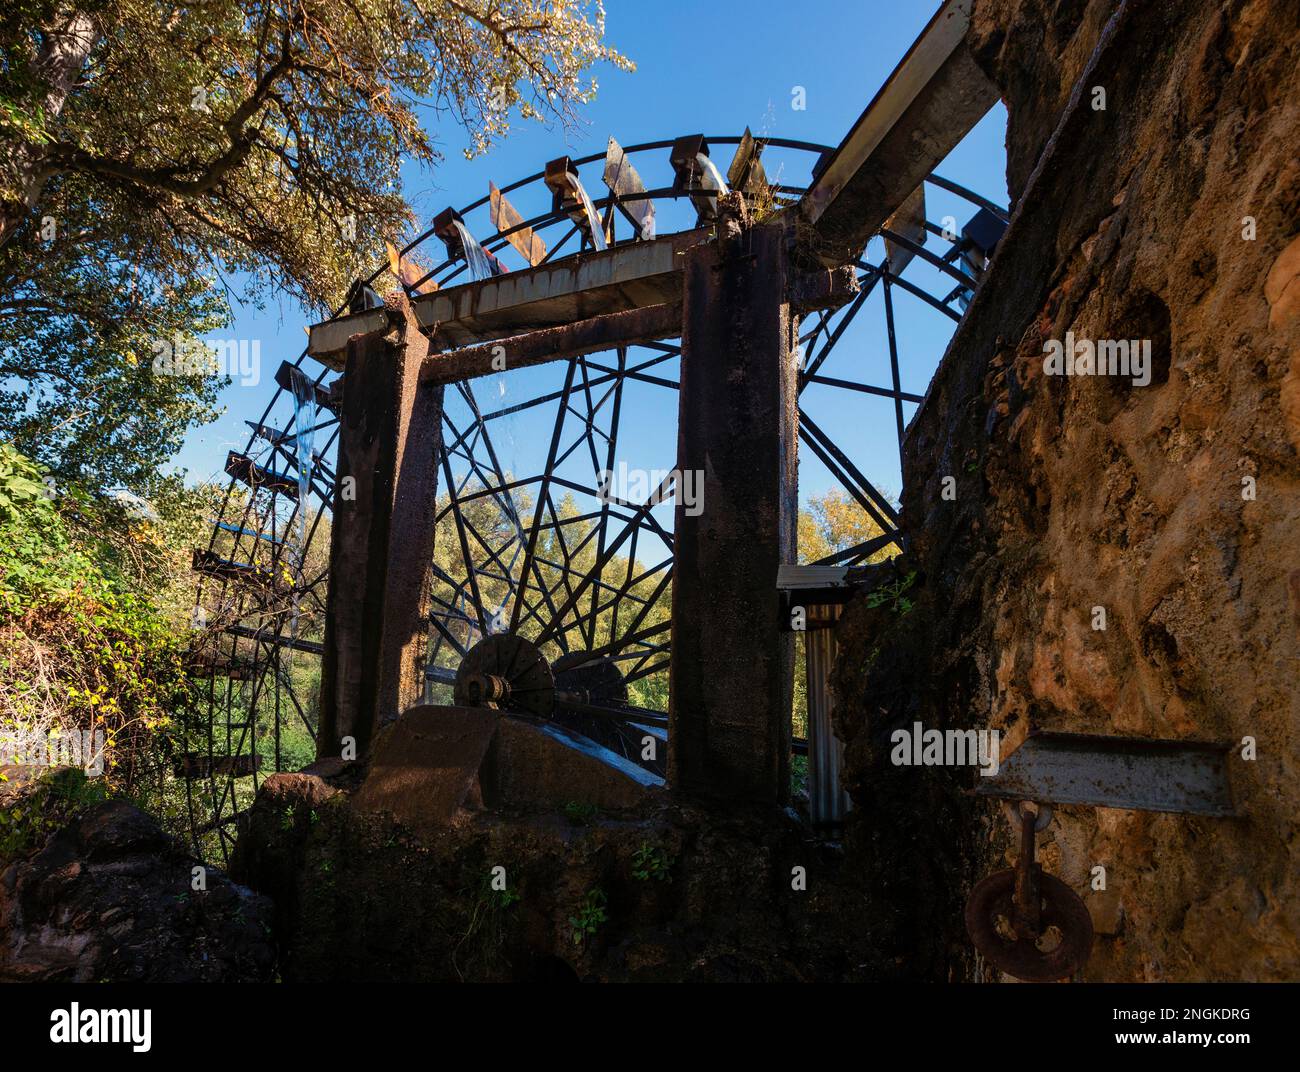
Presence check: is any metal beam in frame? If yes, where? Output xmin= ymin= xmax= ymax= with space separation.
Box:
xmin=976 ymin=732 xmax=1238 ymax=817
xmin=420 ymin=302 xmax=681 ymax=386
xmin=413 ymin=227 xmax=710 ymax=349
xmin=798 ymin=0 xmax=998 ymax=267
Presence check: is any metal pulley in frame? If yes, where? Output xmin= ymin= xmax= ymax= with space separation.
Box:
xmin=964 ymin=802 xmax=1094 ymax=982
xmin=454 ymin=634 xmax=556 ymax=718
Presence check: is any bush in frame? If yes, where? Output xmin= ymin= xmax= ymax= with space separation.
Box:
xmin=0 ymin=444 xmax=196 ymax=798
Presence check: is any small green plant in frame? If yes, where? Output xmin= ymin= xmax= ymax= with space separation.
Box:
xmin=0 ymin=768 xmax=109 ymax=862
xmin=563 ymin=800 xmax=599 ymax=825
xmin=865 ymin=570 xmax=917 ymax=616
xmin=631 ymin=841 xmax=673 ymax=883
xmin=568 ymin=888 xmax=607 ymax=946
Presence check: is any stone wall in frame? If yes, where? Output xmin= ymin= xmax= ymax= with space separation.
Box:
xmin=832 ymin=0 xmax=1300 ymax=981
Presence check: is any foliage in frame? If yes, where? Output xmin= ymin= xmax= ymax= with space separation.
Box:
xmin=0 ymin=767 xmax=110 ymax=864
xmin=797 ymin=488 xmax=897 ymax=567
xmin=630 ymin=841 xmax=672 ymax=883
xmin=563 ymin=800 xmax=599 ymax=825
xmin=1 ymin=2 xmax=629 ymax=496
xmin=0 ymin=444 xmax=197 ymax=795
xmin=2 ymin=0 xmax=632 ymax=306
xmin=865 ymin=571 xmax=917 ymax=616
xmin=568 ymin=887 xmax=606 ymax=945
xmin=0 ymin=173 xmax=228 ymax=496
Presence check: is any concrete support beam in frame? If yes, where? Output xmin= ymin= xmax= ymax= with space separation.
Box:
xmin=798 ymin=0 xmax=998 ymax=267
xmin=316 ymin=298 xmax=444 ymax=762
xmin=668 ymin=221 xmax=798 ymax=805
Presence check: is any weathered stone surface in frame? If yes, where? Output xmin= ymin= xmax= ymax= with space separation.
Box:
xmin=229 ymin=766 xmax=877 ymax=982
xmin=483 ymin=717 xmax=657 ymax=811
xmin=833 ymin=0 xmax=1300 ymax=981
xmin=0 ymin=770 xmax=274 ymax=982
xmin=352 ymin=705 xmax=499 ymax=830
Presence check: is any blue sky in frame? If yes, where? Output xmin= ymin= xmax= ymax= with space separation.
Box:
xmin=174 ymin=0 xmax=1008 ymax=518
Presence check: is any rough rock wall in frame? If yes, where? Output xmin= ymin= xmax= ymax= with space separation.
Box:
xmin=0 ymin=767 xmax=275 ymax=982
xmin=230 ymin=768 xmax=881 ymax=982
xmin=833 ymin=0 xmax=1300 ymax=981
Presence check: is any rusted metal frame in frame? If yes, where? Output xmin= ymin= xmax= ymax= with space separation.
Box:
xmin=507 ymin=499 xmax=629 ymax=640
xmin=449 ymin=508 xmax=536 ymax=631
xmin=441 ymin=398 xmax=540 ymax=609
xmin=225 ymin=451 xmax=299 ymax=500
xmin=804 ymin=372 xmax=925 ymax=404
xmin=882 ymin=274 xmax=907 ymax=444
xmin=207 ymin=636 xmax=279 ymax=848
xmin=586 ymin=346 xmax=627 ymax=651
xmin=419 ymin=302 xmax=682 ymax=386
xmin=540 ymin=488 xmax=584 ymax=640
xmin=926 ymin=172 xmax=1011 ymax=224
xmin=799 ymin=410 xmax=901 ymax=526
xmin=530 ymin=553 xmax=654 ymax=610
xmin=477 ymin=349 xmax=678 ymax=422
xmin=578 ymin=358 xmax=679 ymax=391
xmin=439 ymin=407 xmax=534 ymax=601
xmin=613 ymin=567 xmax=671 ymax=636
xmin=562 ymin=617 xmax=672 ymax=666
xmin=532 ymin=478 xmax=671 ymax=649
xmin=574 ymin=358 xmax=617 ymax=477
xmin=534 ymin=554 xmax=671 ymax=648
xmin=798 ymin=429 xmax=898 ymax=537
xmin=433 ymin=471 xmax=604 ymax=518
xmin=426 ymin=609 xmax=471 ymax=661
xmin=455 ymin=379 xmax=532 ymax=545
xmin=878 ymin=225 xmax=975 ymax=288
xmin=798 ymin=267 xmax=882 ymax=388
xmin=536 ymin=221 xmax=580 ymax=267
xmin=397 ymin=135 xmax=832 ymax=260
xmin=438 ymin=446 xmax=491 ymax=638
xmin=622 ymin=657 xmax=671 ymax=687
xmin=509 ymin=358 xmax=579 ymax=632
xmin=887 ymin=271 xmax=963 ymax=322
xmin=811 ymin=529 xmax=902 ymax=567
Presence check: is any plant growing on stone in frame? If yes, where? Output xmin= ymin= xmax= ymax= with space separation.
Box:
xmin=631 ymin=842 xmax=673 ymax=883
xmin=866 ymin=571 xmax=918 ymax=616
xmin=568 ymin=888 xmax=607 ymax=946
xmin=563 ymin=800 xmax=599 ymax=826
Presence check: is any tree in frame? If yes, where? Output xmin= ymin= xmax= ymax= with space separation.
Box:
xmin=1 ymin=0 xmax=631 ymax=303
xmin=797 ymin=488 xmax=896 ymax=564
xmin=0 ymin=172 xmax=227 ymax=494
xmin=0 ymin=1 xmax=630 ymax=491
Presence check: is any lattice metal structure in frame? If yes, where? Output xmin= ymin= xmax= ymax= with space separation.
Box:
xmin=184 ymin=132 xmax=1006 ymax=863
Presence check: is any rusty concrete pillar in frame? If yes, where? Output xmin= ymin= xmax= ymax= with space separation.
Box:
xmin=316 ymin=297 xmax=444 ymax=762
xmin=668 ymin=220 xmax=798 ymax=804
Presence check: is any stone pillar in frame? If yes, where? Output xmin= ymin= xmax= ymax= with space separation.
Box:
xmin=316 ymin=297 xmax=444 ymax=761
xmin=668 ymin=220 xmax=798 ymax=804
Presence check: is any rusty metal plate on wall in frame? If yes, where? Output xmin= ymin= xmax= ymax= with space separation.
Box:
xmin=975 ymin=732 xmax=1237 ymax=816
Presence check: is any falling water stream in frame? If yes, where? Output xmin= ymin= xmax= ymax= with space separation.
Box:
xmin=451 ymin=219 xmax=498 ymax=282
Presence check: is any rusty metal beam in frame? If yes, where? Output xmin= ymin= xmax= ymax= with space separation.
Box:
xmin=798 ymin=0 xmax=998 ymax=267
xmin=420 ymin=302 xmax=681 ymax=386
xmin=976 ymin=732 xmax=1238 ymax=817
xmin=413 ymin=227 xmax=709 ymax=349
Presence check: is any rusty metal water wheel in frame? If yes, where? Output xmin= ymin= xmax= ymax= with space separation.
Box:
xmin=187 ymin=133 xmax=1007 ymax=864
